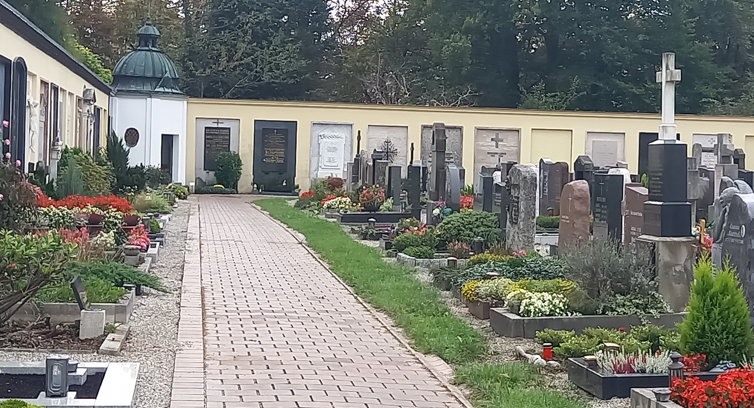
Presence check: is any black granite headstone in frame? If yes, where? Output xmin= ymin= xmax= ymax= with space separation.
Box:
xmin=429 ymin=124 xmax=448 ymax=202
xmin=593 ymin=173 xmax=624 ymax=241
xmin=720 ymin=193 xmax=754 ymax=326
xmin=71 ymin=275 xmax=90 ymax=311
xmin=539 ymin=158 xmax=569 ymax=216
xmin=445 ymin=164 xmax=463 ymax=212
xmin=253 ymin=120 xmax=297 ymax=192
xmin=740 ymin=169 xmax=754 ymax=190
xmin=734 ymin=148 xmax=746 ymax=170
xmin=481 ymin=174 xmax=494 ymax=212
xmin=387 ymin=166 xmax=401 ymax=199
xmin=643 ymin=139 xmax=692 ymax=237
xmin=203 ymin=127 xmax=231 ymax=171
xmin=407 ymin=165 xmax=422 ymax=219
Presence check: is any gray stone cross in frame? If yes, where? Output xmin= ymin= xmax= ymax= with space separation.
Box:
xmin=491 ymin=133 xmax=504 ymax=149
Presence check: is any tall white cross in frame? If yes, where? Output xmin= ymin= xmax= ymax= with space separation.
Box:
xmin=656 ymin=52 xmax=681 ymax=140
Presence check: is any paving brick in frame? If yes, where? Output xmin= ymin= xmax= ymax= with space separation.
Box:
xmin=196 ymin=197 xmax=462 ymax=407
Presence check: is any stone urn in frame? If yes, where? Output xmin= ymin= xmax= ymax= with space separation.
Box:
xmin=123 ymin=245 xmax=141 ymax=257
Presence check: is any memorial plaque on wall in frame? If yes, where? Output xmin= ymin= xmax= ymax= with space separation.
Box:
xmin=261 ymin=128 xmax=288 ymax=172
xmin=253 ymin=120 xmax=298 ymax=193
xmin=203 ymin=127 xmax=231 ymax=171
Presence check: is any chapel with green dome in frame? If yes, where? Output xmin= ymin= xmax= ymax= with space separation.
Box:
xmin=109 ymin=21 xmax=188 ymax=184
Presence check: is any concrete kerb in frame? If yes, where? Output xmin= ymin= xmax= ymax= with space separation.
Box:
xmin=251 ymin=202 xmax=475 ymax=408
xmin=169 ymin=198 xmax=205 ymax=408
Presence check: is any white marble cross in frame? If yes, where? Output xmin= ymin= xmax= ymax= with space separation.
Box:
xmin=656 ymin=52 xmax=682 ymax=140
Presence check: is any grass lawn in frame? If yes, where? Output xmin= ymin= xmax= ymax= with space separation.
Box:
xmin=256 ymin=198 xmax=586 ymax=408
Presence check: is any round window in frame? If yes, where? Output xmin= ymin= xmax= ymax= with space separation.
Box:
xmin=124 ymin=128 xmax=139 ymax=147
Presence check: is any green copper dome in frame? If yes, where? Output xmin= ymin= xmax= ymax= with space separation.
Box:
xmin=112 ymin=21 xmax=183 ymax=95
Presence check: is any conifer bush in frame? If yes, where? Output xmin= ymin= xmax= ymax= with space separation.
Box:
xmin=679 ymin=257 xmax=754 ymax=366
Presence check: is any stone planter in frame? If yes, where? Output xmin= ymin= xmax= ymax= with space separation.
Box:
xmin=123 ymin=215 xmax=140 ymax=226
xmin=467 ymin=300 xmax=491 ymax=320
xmin=490 ymin=309 xmax=687 ymax=339
xmin=10 ymin=289 xmax=136 ymax=325
xmin=123 ymin=245 xmax=141 ymax=257
xmin=568 ymin=357 xmax=721 ymax=400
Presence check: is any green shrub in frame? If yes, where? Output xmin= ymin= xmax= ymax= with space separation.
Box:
xmin=196 ymin=186 xmax=237 ymax=194
xmin=679 ymin=258 xmax=754 ymax=366
xmin=0 ymin=400 xmax=43 ymax=408
xmin=133 ymin=192 xmax=171 ymax=213
xmin=215 ymin=152 xmax=243 ymax=190
xmin=149 ymin=219 xmax=161 ymax=233
xmin=598 ymin=292 xmax=672 ymax=316
xmin=172 ymin=185 xmax=189 ymax=199
xmin=403 ymin=246 xmax=435 ymax=259
xmin=397 ymin=217 xmax=421 ymax=231
xmin=535 ymin=328 xmax=576 ymax=347
xmin=59 ymin=147 xmax=113 ymax=195
xmin=145 ymin=166 xmax=172 ymax=189
xmin=56 ymin=156 xmax=85 ymax=198
xmin=561 ymin=240 xmax=658 ymax=309
xmin=379 ymin=197 xmax=394 ymax=212
xmin=295 ymin=197 xmax=314 ymax=209
xmin=392 ymin=229 xmax=438 ymax=252
xmin=630 ymin=325 xmax=680 ymax=353
xmin=536 ymin=215 xmax=560 ymax=229
xmin=65 ymin=261 xmax=165 ymax=291
xmin=0 ymin=165 xmax=39 ymax=231
xmin=437 ymin=211 xmax=501 ymax=245
xmin=37 ymin=277 xmax=127 ymax=303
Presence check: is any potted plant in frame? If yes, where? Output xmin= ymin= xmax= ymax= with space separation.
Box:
xmin=359 ymin=185 xmax=385 ymax=212
xmin=82 ymin=205 xmax=105 ymax=225
xmin=123 ymin=212 xmax=141 ymax=226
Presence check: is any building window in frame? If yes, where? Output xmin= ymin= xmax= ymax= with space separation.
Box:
xmin=124 ymin=127 xmax=139 ymax=147
xmin=10 ymin=57 xmax=27 ymax=169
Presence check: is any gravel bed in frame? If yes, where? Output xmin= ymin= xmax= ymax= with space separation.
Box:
xmin=0 ymin=200 xmax=190 ymax=408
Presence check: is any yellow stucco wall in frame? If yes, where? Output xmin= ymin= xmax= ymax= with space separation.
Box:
xmin=1 ymin=22 xmax=110 ymax=162
xmin=187 ymin=98 xmax=754 ymax=193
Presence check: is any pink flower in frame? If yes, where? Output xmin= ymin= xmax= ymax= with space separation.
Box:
xmin=4 ymin=153 xmax=9 ymax=159
xmin=1 ymin=121 xmax=7 ymax=127
xmin=3 ymin=139 xmax=8 ymax=146
xmin=15 ymin=160 xmax=20 ymax=167
xmin=0 ymin=194 xmax=4 ymax=200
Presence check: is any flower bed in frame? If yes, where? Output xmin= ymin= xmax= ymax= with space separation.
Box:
xmin=670 ymin=368 xmax=754 ymax=408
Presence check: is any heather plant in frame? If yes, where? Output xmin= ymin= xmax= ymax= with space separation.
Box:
xmin=679 ymin=257 xmax=754 ymax=366
xmin=447 ymin=241 xmax=471 ymax=259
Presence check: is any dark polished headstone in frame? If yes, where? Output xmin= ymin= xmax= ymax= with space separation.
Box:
xmin=374 ymin=160 xmax=389 ymax=187
xmin=719 ymin=193 xmax=754 ymax=325
xmin=539 ymin=158 xmax=569 ymax=216
xmin=593 ymin=173 xmax=624 ymax=241
xmin=734 ymin=148 xmax=746 ymax=170
xmin=253 ymin=120 xmax=297 ymax=193
xmin=445 ymin=164 xmax=464 ymax=212
xmin=387 ymin=166 xmax=401 ymax=199
xmin=574 ymin=155 xmax=595 ymax=181
xmin=624 ymin=184 xmax=648 ymax=244
xmin=407 ymin=165 xmax=422 ymax=219
xmin=643 ymin=139 xmax=692 ymax=237
xmin=481 ymin=174 xmax=494 ymax=212
xmin=429 ymin=123 xmax=447 ymax=202
xmin=497 ymin=183 xmax=510 ymax=242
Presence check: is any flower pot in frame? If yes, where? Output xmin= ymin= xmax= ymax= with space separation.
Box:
xmin=123 ymin=215 xmax=140 ymax=226
xmin=652 ymin=388 xmax=671 ymax=403
xmin=87 ymin=214 xmax=104 ymax=225
xmin=123 ymin=245 xmax=141 ymax=257
xmin=363 ymin=204 xmax=380 ymax=212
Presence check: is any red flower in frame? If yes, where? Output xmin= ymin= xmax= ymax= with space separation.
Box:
xmin=460 ymin=195 xmax=474 ymax=210
xmin=39 ymin=194 xmax=134 ymax=213
xmin=671 ymin=367 xmax=754 ymax=408
xmin=300 ymin=190 xmax=315 ymax=198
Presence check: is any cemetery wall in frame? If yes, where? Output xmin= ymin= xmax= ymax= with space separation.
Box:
xmin=0 ymin=6 xmax=111 ymax=167
xmin=186 ymin=98 xmax=754 ymax=193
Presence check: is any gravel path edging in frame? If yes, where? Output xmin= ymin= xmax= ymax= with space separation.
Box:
xmin=169 ymin=198 xmax=205 ymax=408
xmin=252 ymin=201 xmax=475 ymax=408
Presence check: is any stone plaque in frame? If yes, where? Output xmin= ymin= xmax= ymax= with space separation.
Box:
xmin=624 ymin=184 xmax=648 ymax=244
xmin=203 ymin=127 xmax=231 ymax=171
xmin=593 ymin=173 xmax=624 ymax=241
xmin=559 ymin=180 xmax=591 ymax=251
xmin=366 ymin=125 xmax=408 ymax=170
xmin=506 ymin=164 xmax=537 ymax=251
xmin=474 ymin=128 xmax=520 ymax=189
xmin=421 ymin=125 xmax=462 ymax=168
xmin=310 ymin=123 xmax=353 ymax=180
xmin=720 ymin=193 xmax=754 ymax=325
xmin=586 ymin=132 xmax=625 ymax=168
xmin=694 ymin=134 xmax=732 ymax=169
xmin=253 ymin=120 xmax=297 ymax=193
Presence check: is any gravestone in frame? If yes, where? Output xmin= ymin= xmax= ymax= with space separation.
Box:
xmin=593 ymin=173 xmax=624 ymax=241
xmin=407 ymin=165 xmax=422 ymax=219
xmin=719 ymin=193 xmax=754 ymax=325
xmin=374 ymin=160 xmax=389 ymax=187
xmin=624 ymin=184 xmax=649 ymax=244
xmin=429 ymin=123 xmax=448 ymax=202
xmin=421 ymin=125 xmax=463 ymax=172
xmin=445 ymin=164 xmax=464 ymax=213
xmin=539 ymin=159 xmax=570 ymax=216
xmin=643 ymin=138 xmax=691 ymax=237
xmin=366 ymin=126 xmax=409 ymax=170
xmin=506 ymin=164 xmax=537 ymax=251
xmin=714 ymin=134 xmax=739 ymax=200
xmin=203 ymin=127 xmax=231 ymax=172
xmin=495 ymin=182 xmax=510 ymax=242
xmin=587 ymin=132 xmax=625 ymax=168
xmin=351 ymin=131 xmax=363 ymax=187
xmin=71 ymin=276 xmax=90 ymax=311
xmin=480 ymin=172 xmax=494 ymax=212
xmin=474 ymin=129 xmax=520 ymax=190
xmin=558 ymin=180 xmax=591 ymax=251
xmin=387 ymin=166 xmax=401 ymax=199
xmin=711 ymin=178 xmax=754 ymax=267
xmin=734 ymin=148 xmax=746 ymax=170
xmin=253 ymin=120 xmax=297 ymax=193
xmin=310 ymin=123 xmax=353 ymax=180
xmin=687 ymin=157 xmax=708 ymax=226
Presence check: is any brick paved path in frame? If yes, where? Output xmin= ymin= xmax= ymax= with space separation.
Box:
xmin=199 ymin=197 xmax=463 ymax=408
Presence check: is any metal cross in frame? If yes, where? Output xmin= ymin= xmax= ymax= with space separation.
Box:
xmin=656 ymin=53 xmax=681 ymax=140
xmin=490 ymin=133 xmax=505 ymax=149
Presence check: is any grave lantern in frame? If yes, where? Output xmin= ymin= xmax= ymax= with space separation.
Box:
xmin=668 ymin=352 xmax=684 ymax=386
xmin=368 ymin=218 xmax=376 ymax=229
xmin=45 ymin=354 xmax=70 ymax=397
xmin=472 ymin=237 xmax=484 ymax=255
